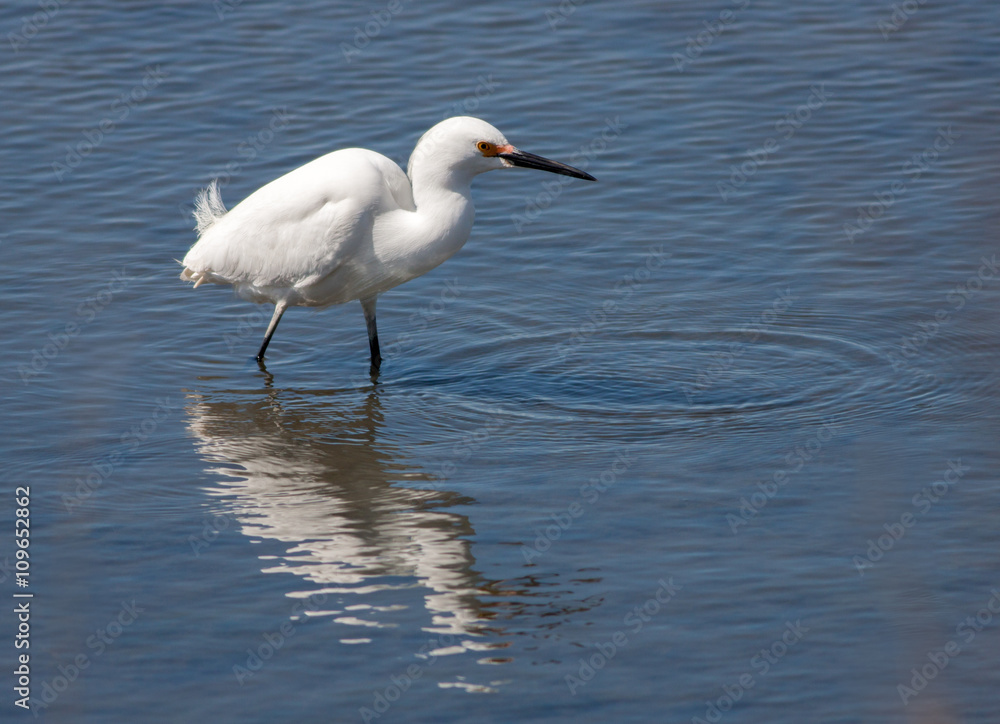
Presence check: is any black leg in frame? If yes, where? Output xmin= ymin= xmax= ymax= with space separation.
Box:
xmin=361 ymin=296 xmax=381 ymax=368
xmin=256 ymin=301 xmax=288 ymax=361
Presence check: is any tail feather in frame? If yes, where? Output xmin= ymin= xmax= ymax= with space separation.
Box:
xmin=193 ymin=179 xmax=227 ymax=234
xmin=179 ymin=266 xmax=203 ymax=284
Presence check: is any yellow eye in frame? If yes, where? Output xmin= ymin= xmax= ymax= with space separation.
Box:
xmin=477 ymin=141 xmax=496 ymax=155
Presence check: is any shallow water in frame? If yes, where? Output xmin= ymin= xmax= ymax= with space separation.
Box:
xmin=2 ymin=1 xmax=999 ymax=722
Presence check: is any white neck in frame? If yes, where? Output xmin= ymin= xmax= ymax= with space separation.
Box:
xmin=378 ymin=158 xmax=477 ymax=283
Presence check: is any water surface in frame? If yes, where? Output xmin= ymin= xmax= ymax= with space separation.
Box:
xmin=2 ymin=1 xmax=999 ymax=722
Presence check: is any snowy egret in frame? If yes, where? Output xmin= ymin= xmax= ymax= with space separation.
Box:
xmin=180 ymin=116 xmax=596 ymax=367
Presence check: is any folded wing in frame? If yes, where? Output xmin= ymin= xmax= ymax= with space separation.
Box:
xmin=180 ymin=149 xmax=414 ymax=302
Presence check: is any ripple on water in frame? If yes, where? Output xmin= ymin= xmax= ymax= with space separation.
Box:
xmin=386 ymin=317 xmax=964 ymax=447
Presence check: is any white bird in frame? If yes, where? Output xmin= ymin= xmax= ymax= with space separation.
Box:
xmin=180 ymin=116 xmax=596 ymax=367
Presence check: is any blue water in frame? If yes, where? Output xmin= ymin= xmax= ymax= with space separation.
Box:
xmin=2 ymin=1 xmax=999 ymax=722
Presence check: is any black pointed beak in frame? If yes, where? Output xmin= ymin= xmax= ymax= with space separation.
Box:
xmin=498 ymin=148 xmax=596 ymax=181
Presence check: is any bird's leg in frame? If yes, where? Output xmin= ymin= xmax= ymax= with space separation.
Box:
xmin=256 ymin=300 xmax=288 ymax=361
xmin=361 ymin=296 xmax=381 ymax=368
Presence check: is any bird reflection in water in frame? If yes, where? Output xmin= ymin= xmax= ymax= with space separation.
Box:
xmin=183 ymin=372 xmax=501 ymax=645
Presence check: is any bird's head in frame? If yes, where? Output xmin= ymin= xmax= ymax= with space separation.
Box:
xmin=408 ymin=116 xmax=596 ymax=186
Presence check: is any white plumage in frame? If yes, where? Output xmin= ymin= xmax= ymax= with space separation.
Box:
xmin=180 ymin=116 xmax=595 ymax=367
